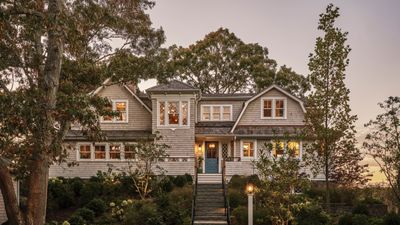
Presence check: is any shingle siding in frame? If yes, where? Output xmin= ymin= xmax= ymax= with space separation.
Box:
xmin=238 ymin=89 xmax=305 ymax=126
xmin=97 ymin=84 xmax=152 ymax=131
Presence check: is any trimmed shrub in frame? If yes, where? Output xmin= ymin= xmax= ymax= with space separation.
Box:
xmin=228 ymin=189 xmax=245 ymax=209
xmin=159 ymin=176 xmax=174 ymax=193
xmin=80 ymin=181 xmax=102 ymax=204
xmin=184 ymin=173 xmax=193 ymax=183
xmin=384 ymin=213 xmax=400 ymax=225
xmin=353 ymin=202 xmax=369 ymax=215
xmin=295 ymin=204 xmax=330 ymax=225
xmin=124 ymin=200 xmax=163 ymax=225
xmin=70 ymin=177 xmax=84 ymax=197
xmin=86 ymin=198 xmax=107 ymax=216
xmin=173 ymin=175 xmax=187 ymax=187
xmin=74 ymin=207 xmax=95 ymax=222
xmin=68 ymin=215 xmax=85 ymax=225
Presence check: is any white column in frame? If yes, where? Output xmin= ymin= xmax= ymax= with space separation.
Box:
xmin=248 ymin=193 xmax=253 ymax=225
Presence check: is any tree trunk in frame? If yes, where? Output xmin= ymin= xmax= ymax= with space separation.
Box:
xmin=0 ymin=159 xmax=24 ymax=225
xmin=26 ymin=158 xmax=49 ymax=225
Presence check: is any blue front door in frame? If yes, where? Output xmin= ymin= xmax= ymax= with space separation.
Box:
xmin=205 ymin=141 xmax=218 ymax=173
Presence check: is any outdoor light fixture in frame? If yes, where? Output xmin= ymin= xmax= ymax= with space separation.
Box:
xmin=209 ymin=143 xmax=215 ymax=148
xmin=246 ymin=183 xmax=254 ymax=225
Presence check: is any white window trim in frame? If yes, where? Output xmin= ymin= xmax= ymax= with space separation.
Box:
xmin=76 ymin=143 xmax=93 ymax=161
xmin=200 ymin=104 xmax=233 ymax=121
xmin=260 ymin=97 xmax=287 ymax=119
xmin=76 ymin=142 xmax=139 ymax=161
xmin=157 ymin=100 xmax=190 ymax=127
xmin=100 ymin=99 xmax=129 ymax=123
xmin=271 ymin=140 xmax=302 ymax=159
xmin=240 ymin=139 xmax=257 ymax=161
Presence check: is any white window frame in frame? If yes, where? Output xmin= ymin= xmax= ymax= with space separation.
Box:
xmin=271 ymin=140 xmax=302 ymax=159
xmin=260 ymin=97 xmax=287 ymax=119
xmin=201 ymin=105 xmax=233 ymax=121
xmin=76 ymin=142 xmax=140 ymax=161
xmin=240 ymin=139 xmax=257 ymax=161
xmin=157 ymin=100 xmax=190 ymax=127
xmin=100 ymin=99 xmax=129 ymax=123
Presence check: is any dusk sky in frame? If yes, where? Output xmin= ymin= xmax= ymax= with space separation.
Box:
xmin=138 ymin=0 xmax=400 ymax=183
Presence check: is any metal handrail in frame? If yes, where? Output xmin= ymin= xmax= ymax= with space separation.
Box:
xmin=191 ymin=157 xmax=199 ymax=225
xmin=222 ymin=159 xmax=231 ymax=225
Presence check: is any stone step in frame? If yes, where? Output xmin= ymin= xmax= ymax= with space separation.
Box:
xmin=195 ymin=215 xmax=227 ymax=221
xmin=196 ymin=207 xmax=225 ymax=213
xmin=193 ymin=220 xmax=227 ymax=225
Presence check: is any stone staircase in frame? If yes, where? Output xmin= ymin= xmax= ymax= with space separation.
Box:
xmin=193 ymin=174 xmax=228 ymax=225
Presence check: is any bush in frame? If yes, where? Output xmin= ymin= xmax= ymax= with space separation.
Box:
xmin=74 ymin=207 xmax=95 ymax=222
xmin=56 ymin=191 xmax=75 ymax=209
xmin=232 ymin=206 xmax=247 ymax=225
xmin=159 ymin=176 xmax=174 ymax=193
xmin=339 ymin=214 xmax=353 ymax=225
xmin=173 ymin=175 xmax=187 ymax=187
xmin=68 ymin=215 xmax=85 ymax=225
xmin=70 ymin=177 xmax=84 ymax=197
xmin=124 ymin=200 xmax=163 ymax=225
xmin=384 ymin=213 xmax=400 ymax=225
xmin=295 ymin=203 xmax=330 ymax=225
xmin=352 ymin=214 xmax=370 ymax=225
xmin=184 ymin=173 xmax=193 ymax=183
xmin=80 ymin=181 xmax=102 ymax=204
xmin=229 ymin=175 xmax=247 ymax=190
xmin=228 ymin=189 xmax=245 ymax=209
xmin=353 ymin=202 xmax=369 ymax=215
xmin=86 ymin=198 xmax=107 ymax=216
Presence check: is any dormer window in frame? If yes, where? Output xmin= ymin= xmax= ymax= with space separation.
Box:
xmin=261 ymin=98 xmax=286 ymax=119
xmin=201 ymin=105 xmax=232 ymax=121
xmin=101 ymin=100 xmax=128 ymax=123
xmin=158 ymin=100 xmax=189 ymax=127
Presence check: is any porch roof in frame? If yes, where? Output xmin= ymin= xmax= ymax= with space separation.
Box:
xmin=195 ymin=122 xmax=234 ymax=135
xmin=65 ymin=130 xmax=154 ymax=141
xmin=232 ymin=125 xmax=304 ymax=137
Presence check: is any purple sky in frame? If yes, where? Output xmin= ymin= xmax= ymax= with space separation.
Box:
xmin=140 ymin=0 xmax=400 ymax=129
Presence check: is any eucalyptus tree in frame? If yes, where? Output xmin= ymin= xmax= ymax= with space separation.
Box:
xmin=0 ymin=0 xmax=164 ymax=224
xmin=304 ymin=4 xmax=367 ymax=206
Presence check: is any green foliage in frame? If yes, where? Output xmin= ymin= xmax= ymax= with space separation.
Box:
xmin=173 ymin=175 xmax=188 ymax=187
xmin=384 ymin=213 xmax=400 ymax=225
xmin=364 ymin=96 xmax=400 ymax=205
xmin=68 ymin=215 xmax=85 ymax=225
xmin=70 ymin=177 xmax=84 ymax=197
xmin=48 ymin=178 xmax=76 ymax=209
xmin=74 ymin=207 xmax=95 ymax=222
xmin=353 ymin=202 xmax=370 ymax=216
xmin=80 ymin=180 xmax=103 ymax=204
xmin=86 ymin=198 xmax=107 ymax=216
xmin=124 ymin=200 xmax=163 ymax=225
xmin=228 ymin=189 xmax=245 ymax=209
xmin=231 ymin=206 xmax=272 ymax=225
xmin=294 ymin=203 xmax=330 ymax=225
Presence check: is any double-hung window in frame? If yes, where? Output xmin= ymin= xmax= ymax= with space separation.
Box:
xmin=241 ymin=140 xmax=257 ymax=160
xmin=101 ymin=100 xmax=128 ymax=123
xmin=201 ymin=105 xmax=232 ymax=121
xmin=158 ymin=100 xmax=189 ymax=127
xmin=109 ymin=144 xmax=121 ymax=160
xmin=79 ymin=145 xmax=91 ymax=160
xmin=261 ymin=98 xmax=286 ymax=119
xmin=272 ymin=140 xmax=301 ymax=158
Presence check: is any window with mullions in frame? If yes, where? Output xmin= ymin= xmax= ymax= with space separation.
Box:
xmin=158 ymin=100 xmax=189 ymax=126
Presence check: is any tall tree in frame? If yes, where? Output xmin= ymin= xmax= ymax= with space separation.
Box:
xmin=164 ymin=28 xmax=276 ymax=94
xmin=0 ymin=0 xmax=164 ymax=224
xmin=363 ymin=96 xmax=400 ymax=206
xmin=304 ymin=4 xmax=367 ymax=207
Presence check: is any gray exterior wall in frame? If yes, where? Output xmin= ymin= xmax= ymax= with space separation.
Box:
xmin=197 ymin=100 xmax=245 ymax=122
xmin=238 ymin=89 xmax=305 ymax=126
xmin=151 ymin=94 xmax=196 ymax=158
xmin=97 ymin=84 xmax=152 ymax=131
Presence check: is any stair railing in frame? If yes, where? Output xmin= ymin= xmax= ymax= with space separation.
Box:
xmin=191 ymin=157 xmax=199 ymax=225
xmin=222 ymin=159 xmax=231 ymax=225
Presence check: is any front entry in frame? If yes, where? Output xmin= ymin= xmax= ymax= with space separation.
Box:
xmin=205 ymin=141 xmax=219 ymax=173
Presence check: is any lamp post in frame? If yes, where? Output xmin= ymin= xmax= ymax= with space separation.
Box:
xmin=246 ymin=183 xmax=254 ymax=225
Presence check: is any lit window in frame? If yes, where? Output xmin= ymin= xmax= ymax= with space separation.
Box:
xmin=94 ymin=145 xmax=106 ymax=159
xmin=159 ymin=102 xmax=165 ymax=125
xmin=109 ymin=145 xmax=121 ymax=160
xmin=287 ymin=141 xmax=300 ymax=157
xmin=115 ymin=102 xmax=127 ymax=121
xmin=168 ymin=102 xmax=179 ymax=125
xmin=101 ymin=100 xmax=128 ymax=122
xmin=243 ymin=141 xmax=254 ymax=158
xmin=158 ymin=101 xmax=190 ymax=126
xmin=79 ymin=145 xmax=91 ymax=159
xmin=275 ymin=100 xmax=285 ymax=118
xmin=273 ymin=141 xmax=285 ymax=157
xmin=262 ymin=98 xmax=286 ymax=119
xmin=124 ymin=145 xmax=136 ymax=160
xmin=212 ymin=106 xmax=221 ymax=120
xmin=182 ymin=101 xmax=188 ymax=125
xmin=263 ymin=100 xmax=272 ymax=118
